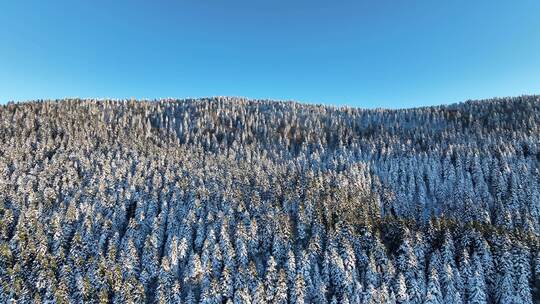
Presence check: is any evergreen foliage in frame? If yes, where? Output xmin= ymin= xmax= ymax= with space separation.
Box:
xmin=0 ymin=96 xmax=539 ymax=303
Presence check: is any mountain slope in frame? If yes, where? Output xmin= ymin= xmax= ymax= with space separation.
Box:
xmin=0 ymin=96 xmax=538 ymax=303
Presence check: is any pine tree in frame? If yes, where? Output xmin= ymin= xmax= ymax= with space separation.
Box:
xmin=514 ymin=249 xmax=533 ymax=304
xmin=294 ymin=271 xmax=306 ymax=304
xmin=396 ymin=273 xmax=410 ymax=304
xmin=423 ymin=268 xmax=442 ymax=304
xmin=467 ymin=269 xmax=487 ymax=304
xmin=252 ymin=281 xmax=266 ymax=304
xmin=265 ymin=256 xmax=278 ymax=303
xmin=496 ymin=251 xmax=516 ymax=304
xmin=441 ymin=264 xmax=461 ymax=304
xmin=274 ymin=269 xmax=288 ymax=304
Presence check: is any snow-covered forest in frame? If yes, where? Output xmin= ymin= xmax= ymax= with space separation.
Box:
xmin=0 ymin=96 xmax=539 ymax=303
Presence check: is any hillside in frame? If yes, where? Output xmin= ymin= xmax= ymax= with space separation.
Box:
xmin=0 ymin=96 xmax=539 ymax=303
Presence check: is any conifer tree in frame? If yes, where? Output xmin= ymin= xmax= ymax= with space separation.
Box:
xmin=424 ymin=268 xmax=442 ymax=304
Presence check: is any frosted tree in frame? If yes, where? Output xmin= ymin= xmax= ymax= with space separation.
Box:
xmin=496 ymin=251 xmax=516 ymax=304
xmin=395 ymin=273 xmax=410 ymax=304
xmin=441 ymin=263 xmax=461 ymax=304
xmin=274 ymin=269 xmax=288 ymax=304
xmin=423 ymin=268 xmax=442 ymax=304
xmin=514 ymin=249 xmax=533 ymax=304
xmin=264 ymin=256 xmax=278 ymax=302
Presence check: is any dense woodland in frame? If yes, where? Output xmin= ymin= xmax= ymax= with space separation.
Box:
xmin=0 ymin=96 xmax=539 ymax=303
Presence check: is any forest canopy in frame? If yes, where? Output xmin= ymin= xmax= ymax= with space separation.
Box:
xmin=0 ymin=96 xmax=539 ymax=303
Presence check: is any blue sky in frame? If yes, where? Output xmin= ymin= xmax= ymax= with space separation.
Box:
xmin=1 ymin=1 xmax=540 ymax=108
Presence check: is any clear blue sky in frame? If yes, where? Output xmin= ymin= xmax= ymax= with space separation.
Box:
xmin=1 ymin=1 xmax=540 ymax=108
